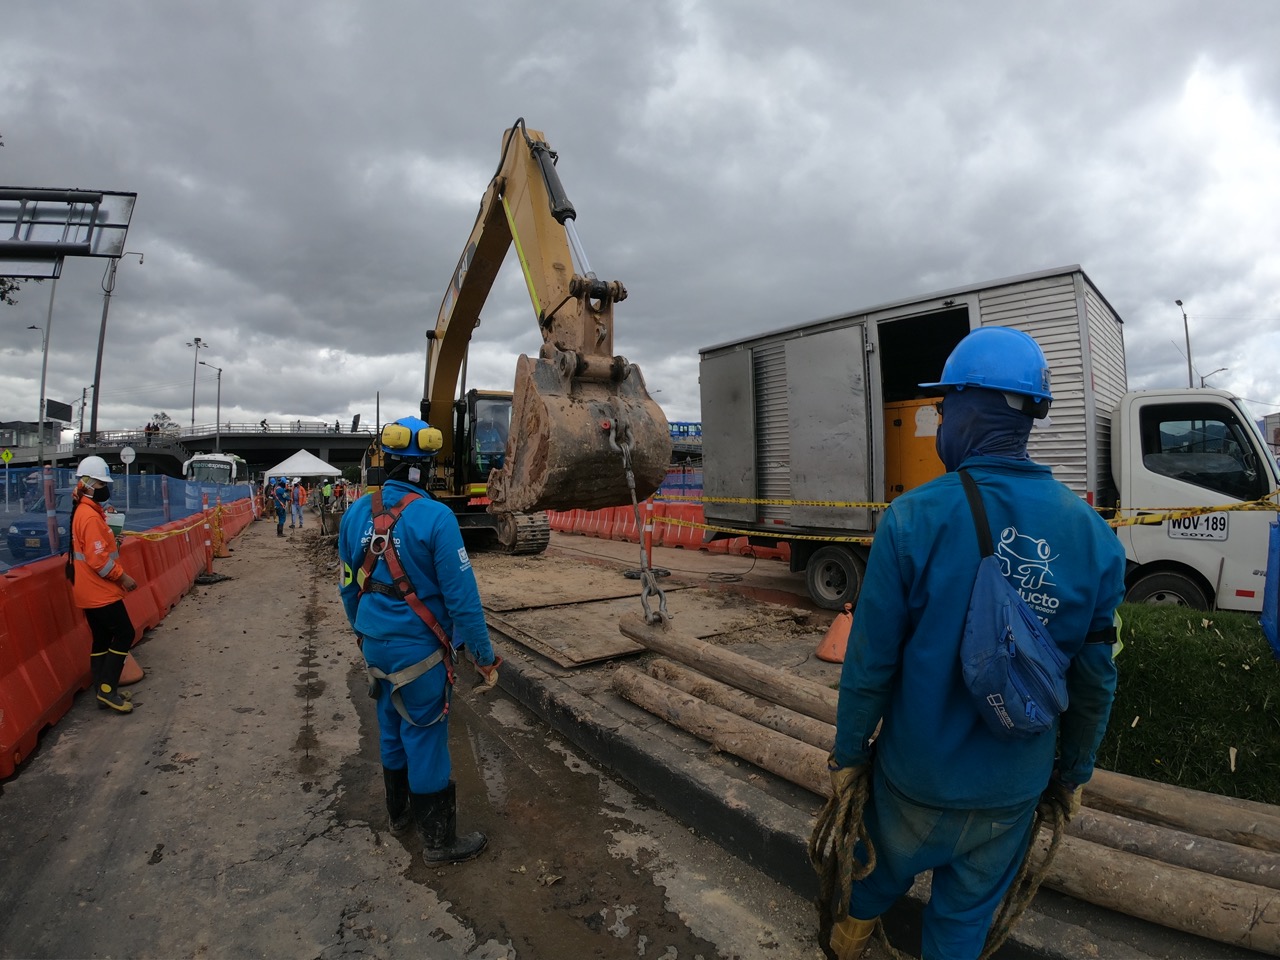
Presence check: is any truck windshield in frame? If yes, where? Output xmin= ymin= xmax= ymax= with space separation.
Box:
xmin=1139 ymin=403 xmax=1269 ymax=502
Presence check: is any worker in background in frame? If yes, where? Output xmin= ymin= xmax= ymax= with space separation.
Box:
xmin=337 ymin=416 xmax=501 ymax=864
xmin=473 ymin=418 xmax=507 ymax=473
xmin=69 ymin=456 xmax=140 ymax=714
xmin=321 ymin=479 xmax=333 ymax=511
xmin=828 ymin=328 xmax=1125 ymax=959
xmin=290 ymin=478 xmax=305 ymax=528
xmin=273 ymin=479 xmax=289 ymax=537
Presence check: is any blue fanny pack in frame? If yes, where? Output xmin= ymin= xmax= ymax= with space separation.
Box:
xmin=958 ymin=470 xmax=1069 ymax=739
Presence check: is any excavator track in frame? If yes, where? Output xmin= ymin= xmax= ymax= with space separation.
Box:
xmin=498 ymin=511 xmax=550 ymax=555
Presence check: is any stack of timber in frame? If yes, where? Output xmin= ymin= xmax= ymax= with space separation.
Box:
xmin=615 ymin=615 xmax=1280 ymax=956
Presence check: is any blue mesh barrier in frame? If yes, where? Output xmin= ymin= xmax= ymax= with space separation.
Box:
xmin=1 ymin=468 xmax=251 ymax=569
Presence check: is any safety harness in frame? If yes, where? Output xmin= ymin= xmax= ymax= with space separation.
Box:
xmin=354 ymin=488 xmax=457 ymax=728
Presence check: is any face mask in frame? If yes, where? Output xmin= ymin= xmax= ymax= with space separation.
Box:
xmin=93 ymin=484 xmax=112 ymax=503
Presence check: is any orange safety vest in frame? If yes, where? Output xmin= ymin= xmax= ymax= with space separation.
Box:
xmin=70 ymin=493 xmax=128 ymax=609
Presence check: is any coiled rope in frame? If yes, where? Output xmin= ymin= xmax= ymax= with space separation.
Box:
xmin=808 ymin=766 xmax=1069 ymax=960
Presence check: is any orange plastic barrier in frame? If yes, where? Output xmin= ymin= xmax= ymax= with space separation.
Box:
xmin=547 ymin=510 xmax=574 ymax=533
xmin=120 ymin=537 xmax=162 ymax=640
xmin=582 ymin=508 xmax=615 ymax=540
xmin=612 ymin=505 xmax=640 ymax=543
xmin=0 ymin=503 xmax=257 ymax=780
xmin=0 ymin=595 xmax=44 ymax=779
xmin=0 ymin=558 xmax=91 ymax=779
xmin=656 ymin=503 xmax=707 ymax=550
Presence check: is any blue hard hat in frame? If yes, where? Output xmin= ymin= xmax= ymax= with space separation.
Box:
xmin=381 ymin=416 xmax=445 ymax=459
xmin=919 ymin=327 xmax=1053 ymax=402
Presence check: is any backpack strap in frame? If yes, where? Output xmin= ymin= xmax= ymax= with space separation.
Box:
xmin=958 ymin=469 xmax=994 ymax=558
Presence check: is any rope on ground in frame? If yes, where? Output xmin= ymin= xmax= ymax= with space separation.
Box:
xmin=808 ymin=765 xmax=1070 ymax=960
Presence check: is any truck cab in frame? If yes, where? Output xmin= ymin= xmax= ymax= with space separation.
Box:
xmin=1111 ymin=389 xmax=1278 ymax=612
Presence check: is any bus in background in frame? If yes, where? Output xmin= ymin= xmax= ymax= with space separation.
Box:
xmin=183 ymin=452 xmax=250 ymax=512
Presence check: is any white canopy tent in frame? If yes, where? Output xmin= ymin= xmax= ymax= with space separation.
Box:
xmin=262 ymin=449 xmax=343 ymax=479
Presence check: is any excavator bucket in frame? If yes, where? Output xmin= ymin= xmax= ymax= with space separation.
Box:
xmin=487 ymin=348 xmax=672 ymax=514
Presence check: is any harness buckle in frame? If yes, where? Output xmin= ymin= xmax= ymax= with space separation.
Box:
xmin=369 ymin=532 xmax=390 ymax=556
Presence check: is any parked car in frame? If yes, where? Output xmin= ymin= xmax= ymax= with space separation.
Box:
xmin=6 ymin=489 xmax=75 ymax=562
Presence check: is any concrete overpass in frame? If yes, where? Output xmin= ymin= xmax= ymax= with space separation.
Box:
xmin=4 ymin=420 xmax=377 ymax=477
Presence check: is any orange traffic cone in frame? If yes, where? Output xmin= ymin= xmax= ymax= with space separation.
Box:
xmin=119 ymin=652 xmax=145 ymax=686
xmin=815 ymin=603 xmax=853 ymax=663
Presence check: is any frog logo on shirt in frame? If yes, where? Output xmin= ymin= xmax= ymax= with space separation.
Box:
xmin=996 ymin=527 xmax=1057 ymax=591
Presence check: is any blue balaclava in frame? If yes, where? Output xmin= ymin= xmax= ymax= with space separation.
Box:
xmin=935 ymin=386 xmax=1034 ymax=472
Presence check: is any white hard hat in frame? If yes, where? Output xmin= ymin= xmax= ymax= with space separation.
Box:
xmin=76 ymin=455 xmax=114 ymax=483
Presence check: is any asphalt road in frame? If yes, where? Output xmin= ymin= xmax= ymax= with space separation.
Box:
xmin=0 ymin=520 xmax=821 ymax=960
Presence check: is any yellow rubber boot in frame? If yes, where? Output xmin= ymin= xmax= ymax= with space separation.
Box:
xmin=830 ymin=915 xmax=877 ymax=960
xmin=96 ymin=683 xmax=134 ymax=713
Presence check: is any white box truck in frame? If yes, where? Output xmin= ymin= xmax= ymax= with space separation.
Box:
xmin=699 ymin=266 xmax=1278 ymax=612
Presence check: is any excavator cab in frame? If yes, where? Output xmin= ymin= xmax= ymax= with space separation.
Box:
xmin=452 ymin=389 xmax=512 ymax=492
xmin=425 ymin=120 xmax=671 ymax=541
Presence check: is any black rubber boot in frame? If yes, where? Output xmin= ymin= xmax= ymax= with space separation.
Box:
xmin=383 ymin=766 xmax=411 ymax=834
xmin=410 ymin=781 xmax=486 ymax=863
xmin=95 ymin=650 xmax=133 ymax=713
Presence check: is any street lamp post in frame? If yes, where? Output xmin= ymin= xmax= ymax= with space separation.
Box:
xmin=1175 ymin=300 xmax=1193 ymax=389
xmin=1200 ymin=367 xmax=1227 ymax=388
xmin=187 ymin=337 xmax=208 ymax=430
xmin=28 ymin=278 xmax=58 ymax=469
xmin=199 ymin=361 xmax=223 ymax=451
xmin=89 ymin=251 xmax=144 ymax=444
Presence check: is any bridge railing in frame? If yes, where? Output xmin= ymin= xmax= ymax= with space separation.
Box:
xmin=218 ymin=421 xmax=376 ymax=436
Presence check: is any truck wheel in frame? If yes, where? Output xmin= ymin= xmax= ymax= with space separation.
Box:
xmin=1125 ymin=571 xmax=1211 ymax=609
xmin=805 ymin=545 xmax=865 ymax=610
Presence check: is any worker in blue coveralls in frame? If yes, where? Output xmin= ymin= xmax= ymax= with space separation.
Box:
xmin=337 ymin=416 xmax=502 ymax=864
xmin=827 ymin=328 xmax=1125 ymax=960
xmin=272 ymin=479 xmax=289 ymax=538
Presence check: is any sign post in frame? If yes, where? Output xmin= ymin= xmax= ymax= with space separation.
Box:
xmin=1 ymin=447 xmax=11 ymax=509
xmin=120 ymin=445 xmax=136 ymax=511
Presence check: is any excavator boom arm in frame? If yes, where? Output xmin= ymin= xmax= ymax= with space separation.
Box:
xmin=425 ymin=121 xmax=670 ymax=514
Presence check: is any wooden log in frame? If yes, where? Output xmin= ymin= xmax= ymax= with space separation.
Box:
xmin=646 ymin=658 xmax=837 ymax=752
xmin=611 ymin=665 xmax=831 ymax=797
xmin=619 ymin=614 xmax=839 ymax=724
xmin=1085 ymin=768 xmax=1280 ymax=853
xmin=617 ymin=660 xmax=1280 ymax=952
xmin=1069 ymin=808 xmax=1280 ymax=891
xmin=1034 ymin=832 xmax=1280 ymax=955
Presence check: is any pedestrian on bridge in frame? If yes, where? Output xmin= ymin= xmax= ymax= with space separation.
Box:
xmin=827 ymin=329 xmax=1125 ymax=960
xmin=338 ymin=415 xmax=502 ymax=865
xmin=70 ymin=456 xmax=140 ymax=714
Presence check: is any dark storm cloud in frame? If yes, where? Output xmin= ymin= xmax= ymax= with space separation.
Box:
xmin=2 ymin=0 xmax=1279 ymax=436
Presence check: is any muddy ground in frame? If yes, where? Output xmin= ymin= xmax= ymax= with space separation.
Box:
xmin=0 ymin=518 xmax=827 ymax=960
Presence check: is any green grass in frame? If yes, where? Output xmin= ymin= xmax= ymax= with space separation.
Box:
xmin=1095 ymin=604 xmax=1279 ymax=804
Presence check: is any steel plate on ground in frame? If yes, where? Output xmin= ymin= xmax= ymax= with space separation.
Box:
xmin=473 ymin=553 xmax=694 ymax=612
xmin=485 ymin=590 xmax=807 ymax=669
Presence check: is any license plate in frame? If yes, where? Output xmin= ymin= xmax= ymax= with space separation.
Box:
xmin=1167 ymin=512 xmax=1229 ymax=541
xmin=25 ymin=537 xmax=41 ymax=548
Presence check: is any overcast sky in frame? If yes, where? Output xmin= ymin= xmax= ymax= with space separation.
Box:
xmin=3 ymin=0 xmax=1279 ymax=442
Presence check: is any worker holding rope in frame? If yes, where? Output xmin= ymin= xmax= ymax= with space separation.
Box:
xmin=817 ymin=328 xmax=1125 ymax=959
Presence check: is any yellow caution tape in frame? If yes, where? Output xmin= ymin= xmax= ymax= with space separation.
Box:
xmin=655 ymin=488 xmax=1280 ymax=536
xmin=658 ymin=494 xmax=889 ymax=509
xmin=1107 ymin=492 xmax=1280 ymax=528
xmin=655 ymin=513 xmax=874 ymax=545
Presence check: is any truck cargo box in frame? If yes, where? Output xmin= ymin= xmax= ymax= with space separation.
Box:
xmin=699 ymin=264 xmax=1126 ymax=546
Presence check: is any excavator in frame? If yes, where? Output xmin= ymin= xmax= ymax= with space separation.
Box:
xmin=421 ymin=120 xmax=671 ymax=554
